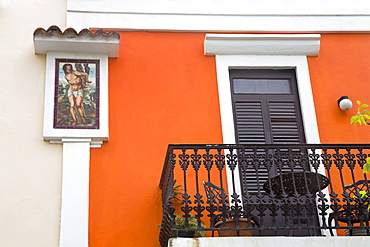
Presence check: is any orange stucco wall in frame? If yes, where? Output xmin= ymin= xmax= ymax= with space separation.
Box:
xmin=308 ymin=34 xmax=370 ymax=143
xmin=90 ymin=32 xmax=370 ymax=245
xmin=308 ymin=34 xmax=370 ymax=235
xmin=89 ymin=32 xmax=222 ymax=247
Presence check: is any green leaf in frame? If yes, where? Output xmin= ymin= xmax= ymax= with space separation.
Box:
xmin=353 ymin=190 xmax=368 ymax=198
xmin=364 ymin=163 xmax=370 ymax=174
xmin=366 ymin=157 xmax=370 ymax=164
xmin=360 ymin=116 xmax=367 ymax=125
xmin=364 ymin=115 xmax=370 ymax=120
xmin=364 ymin=109 xmax=370 ymax=114
xmin=362 ymin=104 xmax=369 ymax=108
xmin=350 ymin=116 xmax=358 ymax=125
xmin=357 ymin=100 xmax=362 ymax=105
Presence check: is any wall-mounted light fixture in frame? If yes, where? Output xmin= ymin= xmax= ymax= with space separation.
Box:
xmin=338 ymin=96 xmax=353 ymax=111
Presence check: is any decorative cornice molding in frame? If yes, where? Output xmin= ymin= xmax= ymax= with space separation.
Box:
xmin=67 ymin=1 xmax=370 ymax=33
xmin=33 ymin=26 xmax=120 ymax=58
xmin=34 ymin=26 xmax=119 ymax=38
xmin=49 ymin=137 xmax=103 ymax=148
xmin=204 ymin=34 xmax=320 ymax=56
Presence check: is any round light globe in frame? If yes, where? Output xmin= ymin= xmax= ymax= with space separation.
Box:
xmin=339 ymin=98 xmax=353 ymax=111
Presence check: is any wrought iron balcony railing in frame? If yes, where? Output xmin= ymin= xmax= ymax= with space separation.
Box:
xmin=159 ymin=144 xmax=370 ymax=247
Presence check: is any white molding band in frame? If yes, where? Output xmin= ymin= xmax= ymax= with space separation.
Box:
xmin=68 ymin=13 xmax=370 ymax=33
xmin=34 ymin=38 xmax=119 ymax=58
xmin=204 ymin=34 xmax=321 ymax=56
xmin=67 ymin=0 xmax=370 ymax=32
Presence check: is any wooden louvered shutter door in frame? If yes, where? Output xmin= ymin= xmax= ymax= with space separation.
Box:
xmin=230 ymin=69 xmax=305 ymax=146
xmin=234 ymin=99 xmax=306 ymax=192
xmin=234 ymin=100 xmax=268 ymax=192
xmin=234 ymin=100 xmax=305 ymax=145
xmin=229 ymin=69 xmax=316 ymax=236
xmin=230 ymin=69 xmax=306 ymax=191
xmin=233 ymin=99 xmax=304 ymax=145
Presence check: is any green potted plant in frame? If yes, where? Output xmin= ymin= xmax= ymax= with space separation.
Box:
xmin=159 ymin=213 xmax=206 ymax=238
xmin=174 ymin=213 xmax=206 ymax=237
xmin=159 ymin=180 xmax=206 ymax=237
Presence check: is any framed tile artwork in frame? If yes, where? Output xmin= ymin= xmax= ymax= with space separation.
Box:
xmin=54 ymin=59 xmax=100 ymax=129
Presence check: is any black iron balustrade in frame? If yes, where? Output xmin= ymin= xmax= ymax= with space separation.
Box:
xmin=159 ymin=144 xmax=370 ymax=247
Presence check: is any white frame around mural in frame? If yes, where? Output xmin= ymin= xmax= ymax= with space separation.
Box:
xmin=43 ymin=52 xmax=109 ymax=147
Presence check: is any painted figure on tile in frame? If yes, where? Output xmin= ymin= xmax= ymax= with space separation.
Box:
xmin=55 ymin=59 xmax=99 ymax=129
xmin=62 ymin=63 xmax=91 ymax=126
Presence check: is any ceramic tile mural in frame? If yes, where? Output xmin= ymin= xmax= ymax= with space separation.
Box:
xmin=54 ymin=59 xmax=100 ymax=129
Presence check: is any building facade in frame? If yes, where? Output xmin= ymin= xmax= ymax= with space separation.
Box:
xmin=2 ymin=0 xmax=370 ymax=246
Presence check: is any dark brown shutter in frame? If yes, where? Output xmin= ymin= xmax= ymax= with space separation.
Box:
xmin=230 ymin=69 xmax=305 ymax=145
xmin=269 ymin=100 xmax=302 ymax=144
xmin=229 ymin=69 xmax=319 ymax=236
xmin=230 ymin=69 xmax=306 ymax=191
xmin=234 ymin=101 xmax=266 ymax=144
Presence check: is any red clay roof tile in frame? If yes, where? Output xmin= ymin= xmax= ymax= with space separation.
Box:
xmin=33 ymin=25 xmax=120 ymax=38
xmin=33 ymin=26 xmax=120 ymax=57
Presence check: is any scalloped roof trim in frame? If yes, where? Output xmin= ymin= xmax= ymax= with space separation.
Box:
xmin=33 ymin=26 xmax=120 ymax=57
xmin=34 ymin=25 xmax=120 ymax=39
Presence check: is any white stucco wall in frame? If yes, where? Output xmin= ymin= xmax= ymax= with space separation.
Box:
xmin=0 ymin=0 xmax=66 ymax=246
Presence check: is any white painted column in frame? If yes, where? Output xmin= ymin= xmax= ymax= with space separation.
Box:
xmin=59 ymin=138 xmax=91 ymax=247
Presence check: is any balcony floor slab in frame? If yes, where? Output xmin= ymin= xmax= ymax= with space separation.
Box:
xmin=169 ymin=236 xmax=370 ymax=247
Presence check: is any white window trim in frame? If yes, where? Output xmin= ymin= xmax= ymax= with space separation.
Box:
xmin=204 ymin=34 xmax=331 ymax=236
xmin=214 ymin=55 xmax=320 ymax=145
xmin=204 ymin=34 xmax=321 ymax=145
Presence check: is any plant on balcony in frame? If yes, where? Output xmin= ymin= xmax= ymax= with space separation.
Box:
xmin=349 ymin=101 xmax=370 ymax=175
xmin=345 ymin=189 xmax=370 ymax=236
xmin=171 ymin=179 xmax=183 ymax=202
xmin=174 ymin=213 xmax=206 ymax=237
xmin=159 ymin=180 xmax=206 ymax=237
xmin=353 ymin=190 xmax=370 ymax=210
xmin=350 ymin=100 xmax=370 ymax=126
xmin=363 ymin=157 xmax=370 ymax=174
xmin=171 ymin=181 xmax=205 ymax=237
xmin=158 ymin=213 xmax=206 ymax=238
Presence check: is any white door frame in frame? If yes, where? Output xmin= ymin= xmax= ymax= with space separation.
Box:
xmin=204 ymin=34 xmax=331 ymax=235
